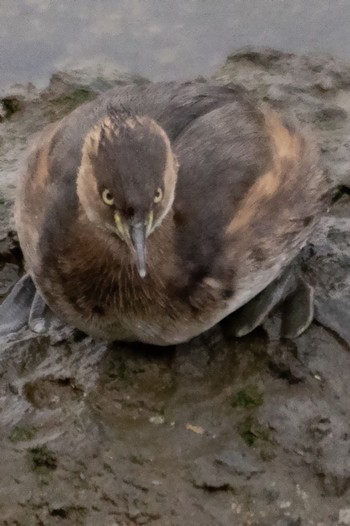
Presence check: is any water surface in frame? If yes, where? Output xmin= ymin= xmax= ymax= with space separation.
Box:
xmin=1 ymin=0 xmax=350 ymax=88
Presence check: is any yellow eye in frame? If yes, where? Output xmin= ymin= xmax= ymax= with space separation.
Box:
xmin=102 ymin=189 xmax=114 ymax=206
xmin=154 ymin=187 xmax=163 ymax=203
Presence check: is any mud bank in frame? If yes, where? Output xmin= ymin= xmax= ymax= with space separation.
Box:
xmin=1 ymin=50 xmax=350 ymax=525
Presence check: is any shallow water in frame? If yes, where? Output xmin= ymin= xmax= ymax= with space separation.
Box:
xmin=1 ymin=0 xmax=350 ymax=89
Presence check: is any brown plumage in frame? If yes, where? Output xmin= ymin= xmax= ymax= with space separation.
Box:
xmin=12 ymin=81 xmax=328 ymax=345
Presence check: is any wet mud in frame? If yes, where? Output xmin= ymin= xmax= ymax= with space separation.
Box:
xmin=1 ymin=50 xmax=350 ymax=525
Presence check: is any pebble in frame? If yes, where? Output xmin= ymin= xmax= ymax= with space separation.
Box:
xmin=186 ymin=423 xmax=205 ymax=435
xmin=149 ymin=415 xmax=165 ymax=425
xmin=339 ymin=509 xmax=350 ymax=525
xmin=280 ymin=501 xmax=291 ymax=509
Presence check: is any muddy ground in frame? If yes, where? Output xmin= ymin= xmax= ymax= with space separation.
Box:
xmin=1 ymin=49 xmax=350 ymax=526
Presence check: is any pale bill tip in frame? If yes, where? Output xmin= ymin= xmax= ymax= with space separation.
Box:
xmin=138 ymin=267 xmax=147 ymax=279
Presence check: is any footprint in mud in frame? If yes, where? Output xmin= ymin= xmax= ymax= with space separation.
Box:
xmin=23 ymin=376 xmax=83 ymax=409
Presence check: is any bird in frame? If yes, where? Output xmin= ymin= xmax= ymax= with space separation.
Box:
xmin=0 ymin=81 xmax=329 ymax=345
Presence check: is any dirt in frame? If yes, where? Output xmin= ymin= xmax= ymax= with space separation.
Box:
xmin=1 ymin=49 xmax=350 ymax=526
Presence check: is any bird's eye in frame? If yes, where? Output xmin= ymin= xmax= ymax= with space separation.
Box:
xmin=102 ymin=189 xmax=114 ymax=206
xmin=154 ymin=187 xmax=163 ymax=203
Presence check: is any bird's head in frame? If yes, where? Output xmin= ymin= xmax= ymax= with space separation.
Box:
xmin=77 ymin=107 xmax=178 ymax=277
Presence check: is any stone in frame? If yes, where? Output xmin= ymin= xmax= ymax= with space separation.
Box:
xmin=339 ymin=509 xmax=350 ymax=525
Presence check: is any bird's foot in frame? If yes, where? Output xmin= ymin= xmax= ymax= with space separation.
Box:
xmin=28 ymin=290 xmax=54 ymax=334
xmin=0 ymin=274 xmax=53 ymax=337
xmin=279 ymin=278 xmax=314 ymax=338
xmin=0 ymin=274 xmax=36 ymax=336
xmin=225 ymin=267 xmax=314 ymax=340
xmin=314 ymin=296 xmax=350 ymax=348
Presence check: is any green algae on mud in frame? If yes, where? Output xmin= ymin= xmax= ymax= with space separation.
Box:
xmin=8 ymin=425 xmax=36 ymax=443
xmin=29 ymin=445 xmax=57 ymax=470
xmin=237 ymin=415 xmax=270 ymax=447
xmin=231 ymin=385 xmax=264 ymax=409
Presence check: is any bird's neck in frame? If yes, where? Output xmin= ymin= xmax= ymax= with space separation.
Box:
xmin=143 ymin=209 xmax=177 ymax=278
xmin=90 ymin=208 xmax=178 ymax=281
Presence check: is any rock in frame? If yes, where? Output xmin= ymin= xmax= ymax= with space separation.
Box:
xmin=339 ymin=509 xmax=350 ymax=525
xmin=215 ymin=448 xmax=263 ymax=478
xmin=41 ymin=66 xmax=149 ymax=120
xmin=189 ymin=457 xmax=235 ymax=491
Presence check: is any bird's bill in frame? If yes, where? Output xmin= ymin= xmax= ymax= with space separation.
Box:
xmin=129 ymin=223 xmax=147 ymax=278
